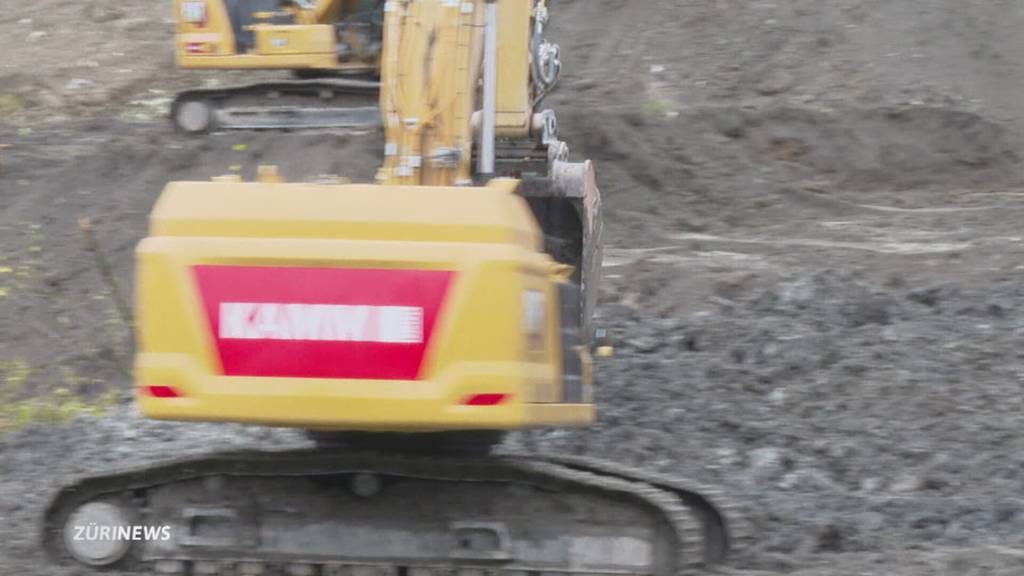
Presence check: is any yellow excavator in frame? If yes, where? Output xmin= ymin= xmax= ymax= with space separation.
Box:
xmin=171 ymin=0 xmax=386 ymax=132
xmin=44 ymin=1 xmax=739 ymax=574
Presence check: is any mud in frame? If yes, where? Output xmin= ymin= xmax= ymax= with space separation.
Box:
xmin=4 ymin=0 xmax=1024 ymax=574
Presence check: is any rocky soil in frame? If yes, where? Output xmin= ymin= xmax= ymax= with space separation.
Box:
xmin=4 ymin=0 xmax=1024 ymax=574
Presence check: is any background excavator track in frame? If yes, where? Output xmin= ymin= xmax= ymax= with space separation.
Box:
xmin=171 ymin=78 xmax=381 ymax=133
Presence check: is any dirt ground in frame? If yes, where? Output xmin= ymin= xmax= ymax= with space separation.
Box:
xmin=4 ymin=0 xmax=1024 ymax=574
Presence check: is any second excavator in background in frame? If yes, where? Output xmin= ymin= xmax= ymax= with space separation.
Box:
xmin=44 ymin=1 xmax=742 ymax=574
xmin=171 ymin=0 xmax=386 ymax=132
xmin=171 ymin=0 xmax=560 ymax=134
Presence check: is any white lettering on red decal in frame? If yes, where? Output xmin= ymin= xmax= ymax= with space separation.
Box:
xmin=193 ymin=265 xmax=453 ymax=380
xmin=219 ymin=303 xmax=423 ymax=344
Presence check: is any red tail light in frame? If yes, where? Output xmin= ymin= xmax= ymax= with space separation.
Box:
xmin=144 ymin=385 xmax=184 ymax=398
xmin=461 ymin=393 xmax=510 ymax=406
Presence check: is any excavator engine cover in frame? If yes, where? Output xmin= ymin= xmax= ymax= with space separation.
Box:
xmin=134 ymin=178 xmax=594 ymax=431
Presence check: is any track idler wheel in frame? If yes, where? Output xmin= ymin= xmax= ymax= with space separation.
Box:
xmin=59 ymin=500 xmax=137 ymax=568
xmin=171 ymin=98 xmax=217 ymax=134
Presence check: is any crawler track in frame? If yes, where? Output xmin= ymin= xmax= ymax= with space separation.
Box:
xmin=171 ymin=79 xmax=381 ymax=133
xmin=43 ymin=449 xmax=738 ymax=575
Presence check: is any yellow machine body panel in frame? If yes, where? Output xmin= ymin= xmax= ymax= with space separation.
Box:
xmin=135 ymin=179 xmax=594 ymax=431
xmin=176 ymin=52 xmax=342 ymax=70
xmin=175 ymin=0 xmax=237 ymax=57
xmin=252 ymin=25 xmax=335 ymax=57
xmin=495 ymin=0 xmax=532 ymax=135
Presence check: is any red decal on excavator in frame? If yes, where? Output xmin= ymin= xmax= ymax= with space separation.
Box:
xmin=193 ymin=266 xmax=454 ymax=380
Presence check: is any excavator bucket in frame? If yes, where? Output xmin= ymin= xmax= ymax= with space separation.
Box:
xmin=499 ymin=141 xmax=604 ymax=344
xmin=133 ymin=176 xmax=595 ymax=431
xmin=544 ymin=156 xmax=603 ymax=342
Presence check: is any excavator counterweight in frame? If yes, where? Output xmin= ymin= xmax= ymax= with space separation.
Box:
xmin=133 ymin=179 xmax=594 ymax=430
